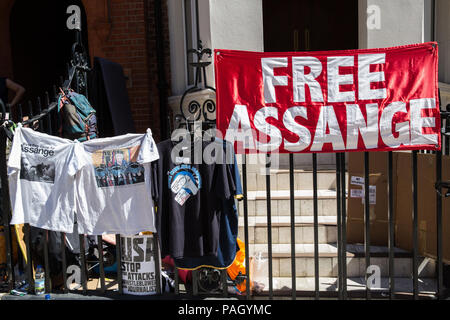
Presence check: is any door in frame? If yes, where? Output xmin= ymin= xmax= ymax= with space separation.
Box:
xmin=9 ymin=0 xmax=89 ymax=102
xmin=263 ymin=0 xmax=358 ymax=169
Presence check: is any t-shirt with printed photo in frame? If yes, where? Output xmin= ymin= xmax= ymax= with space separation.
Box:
xmin=75 ymin=128 xmax=159 ymax=235
xmin=8 ymin=124 xmax=82 ymax=233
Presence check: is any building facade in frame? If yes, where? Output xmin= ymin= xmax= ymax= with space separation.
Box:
xmin=0 ymin=0 xmax=171 ymax=141
xmin=0 ymin=0 xmax=449 ymax=142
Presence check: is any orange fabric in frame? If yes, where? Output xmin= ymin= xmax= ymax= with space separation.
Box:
xmin=227 ymin=238 xmax=250 ymax=293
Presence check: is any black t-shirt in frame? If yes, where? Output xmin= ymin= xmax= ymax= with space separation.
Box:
xmin=154 ymin=138 xmax=235 ymax=259
xmin=0 ymin=77 xmax=7 ymax=107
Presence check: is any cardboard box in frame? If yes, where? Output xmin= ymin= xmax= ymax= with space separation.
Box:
xmin=347 ymin=151 xmax=450 ymax=263
xmin=346 ymin=152 xmax=395 ymax=246
xmin=394 ymin=152 xmax=450 ymax=264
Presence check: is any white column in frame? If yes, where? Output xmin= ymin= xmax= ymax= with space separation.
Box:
xmin=206 ymin=0 xmax=264 ymax=88
xmin=167 ymin=0 xmax=188 ymax=96
xmin=359 ymin=0 xmax=430 ymax=49
xmin=167 ymin=0 xmax=264 ymax=120
xmin=436 ymin=0 xmax=450 ymax=84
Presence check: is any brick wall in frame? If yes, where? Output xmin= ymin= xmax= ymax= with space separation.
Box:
xmin=97 ymin=0 xmax=171 ymax=141
xmin=143 ymin=0 xmax=172 ymax=141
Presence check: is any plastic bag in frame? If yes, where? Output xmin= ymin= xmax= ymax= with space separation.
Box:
xmin=249 ymin=252 xmax=267 ymax=294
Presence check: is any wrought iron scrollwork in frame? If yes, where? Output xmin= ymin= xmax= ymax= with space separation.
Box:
xmin=196 ymin=267 xmax=223 ymax=293
xmin=66 ymin=40 xmax=91 ymax=96
xmin=202 ymin=98 xmax=216 ymax=122
xmin=176 ymin=41 xmax=216 ymax=130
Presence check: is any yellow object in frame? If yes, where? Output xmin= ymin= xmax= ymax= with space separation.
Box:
xmin=14 ymin=224 xmax=27 ymax=263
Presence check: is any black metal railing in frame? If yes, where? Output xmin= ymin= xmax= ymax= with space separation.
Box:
xmin=229 ymin=118 xmax=448 ymax=300
xmin=169 ymin=44 xmax=450 ymax=300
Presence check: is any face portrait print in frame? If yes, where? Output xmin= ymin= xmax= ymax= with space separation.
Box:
xmin=20 ymin=156 xmax=55 ymax=184
xmin=20 ymin=157 xmax=34 ymax=180
xmin=92 ymin=147 xmax=146 ymax=188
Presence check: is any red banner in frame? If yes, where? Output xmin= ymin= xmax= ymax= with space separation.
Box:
xmin=215 ymin=42 xmax=440 ymax=154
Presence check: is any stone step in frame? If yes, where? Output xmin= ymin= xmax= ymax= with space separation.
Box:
xmin=238 ymin=190 xmax=340 ymax=217
xmin=240 ymin=153 xmax=340 ymax=172
xmin=238 ymin=216 xmax=337 ymax=244
xmin=254 ymin=277 xmax=437 ymax=296
xmin=246 ymin=244 xmax=435 ymax=278
xmin=246 ymin=189 xmax=339 ymax=200
xmin=245 ymin=169 xmax=343 ymax=191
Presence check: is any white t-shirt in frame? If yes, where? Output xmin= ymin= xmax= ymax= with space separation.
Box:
xmin=75 ymin=129 xmax=159 ymax=235
xmin=8 ymin=125 xmax=82 ymax=233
